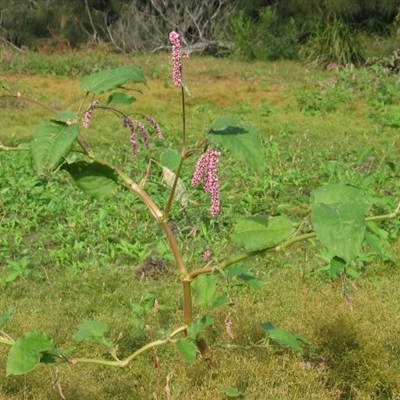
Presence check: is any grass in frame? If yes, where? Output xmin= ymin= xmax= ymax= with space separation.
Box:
xmin=1 ymin=49 xmax=400 ymax=399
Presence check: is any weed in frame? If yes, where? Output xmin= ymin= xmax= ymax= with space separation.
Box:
xmin=0 ymin=47 xmax=400 ymax=400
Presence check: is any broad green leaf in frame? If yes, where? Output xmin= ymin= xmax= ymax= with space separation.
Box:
xmin=207 ymin=117 xmax=264 ymax=173
xmin=0 ymin=307 xmax=17 ymax=328
xmin=260 ymin=324 xmax=303 ymax=352
xmin=366 ymin=221 xmax=389 ymax=241
xmin=187 ymin=316 xmax=214 ymax=340
xmin=176 ymin=339 xmax=197 ymax=364
xmin=52 ymin=110 xmax=78 ymax=125
xmin=160 ymin=149 xmax=181 ymax=171
xmin=39 ymin=347 xmax=64 ymax=364
xmin=30 ymin=121 xmax=79 ymax=176
xmin=364 ymin=231 xmax=394 ymax=261
xmin=220 ymin=387 xmax=244 ymax=397
xmin=237 ymin=273 xmax=262 ymax=291
xmin=73 ymin=320 xmax=112 ymax=348
xmin=268 ymin=328 xmax=303 ymax=352
xmin=107 ymin=92 xmax=136 ymax=105
xmin=226 ymin=265 xmax=261 ymax=290
xmin=311 ymin=203 xmax=366 ymax=263
xmin=81 ymin=65 xmax=146 ymax=94
xmin=311 ymin=184 xmax=370 ymax=212
xmin=260 ymin=322 xmax=274 ymax=331
xmin=192 ymin=274 xmax=216 ymax=309
xmin=61 ymin=161 xmax=119 ymax=199
xmin=232 ymin=215 xmax=293 ymax=251
xmin=210 ymin=295 xmax=227 ymax=310
xmin=6 ymin=331 xmax=54 ymax=375
xmin=346 ymin=267 xmax=360 ymax=279
xmin=311 ymin=184 xmax=371 ymax=263
xmin=329 ymin=256 xmax=346 ymax=278
xmin=226 ymin=264 xmax=251 ymax=278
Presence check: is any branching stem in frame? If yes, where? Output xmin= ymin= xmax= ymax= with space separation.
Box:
xmin=71 ymin=325 xmax=187 ymax=368
xmin=188 ymin=206 xmax=400 ymax=280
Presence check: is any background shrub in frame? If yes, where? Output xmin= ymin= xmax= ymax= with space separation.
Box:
xmin=227 ymin=7 xmax=300 ymax=61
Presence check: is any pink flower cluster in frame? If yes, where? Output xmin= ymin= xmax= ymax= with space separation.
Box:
xmin=191 ymin=150 xmax=221 ymax=217
xmin=122 ymin=117 xmax=163 ymax=156
xmin=169 ymin=31 xmax=182 ymax=87
xmin=203 ymin=250 xmax=211 ymax=261
xmin=224 ymin=315 xmax=234 ymax=340
xmin=82 ymin=100 xmax=99 ymax=128
xmin=145 ymin=116 xmax=164 ymax=140
xmin=122 ymin=118 xmax=138 ymax=155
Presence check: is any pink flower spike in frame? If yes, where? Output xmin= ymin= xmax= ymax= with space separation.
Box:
xmin=191 ymin=150 xmax=221 ymax=217
xmin=145 ymin=116 xmax=164 ymax=140
xmin=191 ymin=153 xmax=208 ymax=187
xmin=122 ymin=117 xmax=138 ymax=156
xmin=82 ymin=100 xmax=99 ymax=129
xmin=136 ymin=121 xmax=150 ymax=149
xmin=224 ymin=315 xmax=234 ymax=340
xmin=169 ymin=31 xmax=182 ymax=86
xmin=203 ymin=250 xmax=211 ymax=262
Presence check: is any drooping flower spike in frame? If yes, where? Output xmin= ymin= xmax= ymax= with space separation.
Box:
xmin=135 ymin=121 xmax=150 ymax=150
xmin=122 ymin=117 xmax=164 ymax=155
xmin=192 ymin=150 xmax=221 ymax=217
xmin=122 ymin=117 xmax=138 ymax=156
xmin=145 ymin=116 xmax=164 ymax=140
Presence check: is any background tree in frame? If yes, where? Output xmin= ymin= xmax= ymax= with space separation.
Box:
xmin=0 ymin=0 xmax=399 ymax=62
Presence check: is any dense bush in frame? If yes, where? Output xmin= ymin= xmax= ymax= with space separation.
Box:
xmin=0 ymin=0 xmax=399 ymax=64
xmin=301 ymin=18 xmax=365 ymax=67
xmin=227 ymin=7 xmax=300 ymax=61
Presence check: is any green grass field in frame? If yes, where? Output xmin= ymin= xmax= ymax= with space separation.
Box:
xmin=1 ymin=49 xmax=400 ymax=399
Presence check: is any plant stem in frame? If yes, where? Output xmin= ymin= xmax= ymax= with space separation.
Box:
xmin=71 ymin=325 xmax=187 ymax=368
xmin=0 ymin=94 xmax=57 ymax=114
xmin=182 ymin=279 xmax=193 ymax=325
xmin=163 ymin=155 xmax=185 ymax=219
xmin=181 ymin=86 xmax=186 ymax=151
xmin=161 ymin=222 xmax=187 ymax=275
xmin=0 ymin=336 xmax=14 ymax=346
xmin=187 ymin=209 xmax=400 ymax=280
xmin=92 ymin=156 xmax=188 ymax=276
xmin=0 ymin=144 xmax=29 ymax=151
xmin=77 ymin=133 xmax=94 ymax=157
xmin=365 ymin=206 xmax=400 ymax=221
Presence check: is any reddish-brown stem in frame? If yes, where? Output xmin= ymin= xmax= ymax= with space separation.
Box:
xmin=161 ymin=222 xmax=187 ymax=275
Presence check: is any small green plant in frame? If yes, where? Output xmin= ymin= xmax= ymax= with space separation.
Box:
xmin=1 ymin=31 xmax=400 ymax=397
xmin=0 ymin=257 xmax=31 ymax=286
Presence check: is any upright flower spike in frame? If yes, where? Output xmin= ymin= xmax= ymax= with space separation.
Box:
xmin=82 ymin=100 xmax=99 ymax=129
xmin=169 ymin=31 xmax=182 ymax=86
xmin=192 ymin=150 xmax=221 ymax=217
xmin=191 ymin=153 xmax=208 ymax=186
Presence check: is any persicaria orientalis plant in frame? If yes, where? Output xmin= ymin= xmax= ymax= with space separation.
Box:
xmin=1 ymin=30 xmax=400 ymax=394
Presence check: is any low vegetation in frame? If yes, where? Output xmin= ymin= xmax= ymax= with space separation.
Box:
xmin=0 ymin=47 xmax=400 ymax=400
